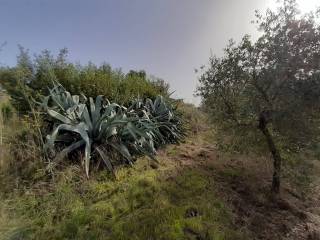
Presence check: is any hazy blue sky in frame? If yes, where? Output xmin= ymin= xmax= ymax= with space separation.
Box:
xmin=0 ymin=0 xmax=315 ymax=103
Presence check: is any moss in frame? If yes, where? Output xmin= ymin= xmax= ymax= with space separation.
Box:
xmin=0 ymin=157 xmax=246 ymax=240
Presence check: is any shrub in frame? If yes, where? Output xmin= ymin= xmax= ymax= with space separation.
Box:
xmin=42 ymin=82 xmax=184 ymax=177
xmin=1 ymin=103 xmax=13 ymax=123
xmin=127 ymin=97 xmax=185 ymax=146
xmin=0 ymin=48 xmax=170 ymax=114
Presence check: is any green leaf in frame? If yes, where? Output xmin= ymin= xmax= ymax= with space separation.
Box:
xmin=47 ymin=109 xmax=72 ymax=124
xmin=96 ymin=146 xmax=115 ymax=175
xmin=109 ymin=142 xmax=132 ymax=163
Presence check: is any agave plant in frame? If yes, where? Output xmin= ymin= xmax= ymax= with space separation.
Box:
xmin=128 ymin=96 xmax=185 ymax=145
xmin=42 ymin=82 xmax=158 ymax=177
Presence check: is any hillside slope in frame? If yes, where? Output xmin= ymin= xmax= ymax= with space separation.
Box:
xmin=1 ymin=122 xmax=320 ymax=240
xmin=168 ymin=134 xmax=320 ymax=240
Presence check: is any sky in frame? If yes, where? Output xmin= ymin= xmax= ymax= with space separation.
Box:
xmin=0 ymin=0 xmax=318 ymax=104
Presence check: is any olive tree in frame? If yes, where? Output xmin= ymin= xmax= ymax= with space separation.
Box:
xmin=197 ymin=0 xmax=320 ymax=193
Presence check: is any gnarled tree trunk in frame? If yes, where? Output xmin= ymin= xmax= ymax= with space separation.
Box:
xmin=258 ymin=111 xmax=282 ymax=194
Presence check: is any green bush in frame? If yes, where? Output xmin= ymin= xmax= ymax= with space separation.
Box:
xmin=0 ymin=103 xmax=13 ymax=123
xmin=0 ymin=48 xmax=170 ymax=114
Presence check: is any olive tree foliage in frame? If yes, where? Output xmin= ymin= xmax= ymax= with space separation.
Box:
xmin=197 ymin=0 xmax=320 ymax=193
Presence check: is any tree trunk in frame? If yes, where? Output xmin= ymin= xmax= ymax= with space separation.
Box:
xmin=258 ymin=112 xmax=282 ymax=194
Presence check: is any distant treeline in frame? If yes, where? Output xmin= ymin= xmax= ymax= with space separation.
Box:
xmin=0 ymin=47 xmax=170 ymax=113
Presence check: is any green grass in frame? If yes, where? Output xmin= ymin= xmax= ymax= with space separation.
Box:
xmin=219 ymin=168 xmax=242 ymax=179
xmin=0 ymin=156 xmax=246 ymax=240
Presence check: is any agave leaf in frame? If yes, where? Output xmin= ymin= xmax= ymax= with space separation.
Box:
xmin=76 ymin=104 xmax=86 ymax=119
xmin=72 ymin=95 xmax=80 ymax=105
xmin=90 ymin=95 xmax=105 ymax=135
xmin=125 ymin=123 xmax=139 ymax=140
xmin=84 ymin=141 xmax=91 ymax=178
xmin=81 ymin=107 xmax=93 ymax=131
xmin=65 ymin=91 xmax=73 ymax=107
xmin=47 ymin=109 xmax=72 ymax=124
xmin=154 ymin=96 xmax=161 ymax=109
xmin=80 ymin=93 xmax=87 ymax=102
xmin=145 ymin=98 xmax=154 ymax=111
xmin=95 ymin=95 xmax=104 ymax=113
xmin=38 ymin=95 xmax=50 ymax=109
xmin=54 ymin=139 xmax=86 ymax=162
xmin=92 ymin=95 xmax=103 ymax=125
xmin=89 ymin=97 xmax=95 ymax=118
xmin=46 ymin=122 xmax=92 ymax=177
xmin=96 ymin=146 xmax=115 ymax=175
xmin=109 ymin=142 xmax=132 ymax=163
xmin=128 ymin=122 xmax=152 ymax=139
xmin=50 ymin=91 xmax=66 ymax=111
xmin=46 ymin=123 xmax=88 ymax=147
xmin=105 ymin=126 xmax=118 ymax=139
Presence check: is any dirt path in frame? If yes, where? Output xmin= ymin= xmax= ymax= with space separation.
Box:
xmin=284 ymin=164 xmax=320 ymax=240
xmin=161 ymin=137 xmax=320 ymax=240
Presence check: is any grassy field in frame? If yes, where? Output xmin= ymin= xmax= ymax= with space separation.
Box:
xmin=0 ymin=99 xmax=247 ymax=240
xmin=0 ymin=97 xmax=319 ymax=240
xmin=0 ymin=138 xmax=247 ymax=240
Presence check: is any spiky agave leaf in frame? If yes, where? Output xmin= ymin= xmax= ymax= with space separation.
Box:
xmin=42 ymin=84 xmax=164 ymax=177
xmin=128 ymin=96 xmax=185 ymax=145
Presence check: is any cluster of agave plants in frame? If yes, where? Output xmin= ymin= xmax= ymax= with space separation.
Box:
xmin=41 ymin=82 xmax=184 ymax=177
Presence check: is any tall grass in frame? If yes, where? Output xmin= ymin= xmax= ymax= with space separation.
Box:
xmin=0 ymin=155 xmax=247 ymax=240
xmin=0 ymin=108 xmax=3 ymax=168
xmin=0 ymin=98 xmax=12 ymax=168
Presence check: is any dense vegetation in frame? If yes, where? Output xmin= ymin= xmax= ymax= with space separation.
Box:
xmin=1 ymin=0 xmax=320 ymax=239
xmin=197 ymin=0 xmax=320 ymax=193
xmin=0 ymin=43 xmax=197 ymax=238
xmin=0 ymin=77 xmax=240 ymax=239
xmin=43 ymin=82 xmax=184 ymax=177
xmin=0 ymin=47 xmax=169 ymax=114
